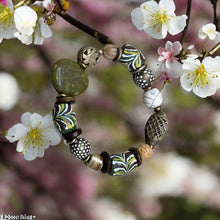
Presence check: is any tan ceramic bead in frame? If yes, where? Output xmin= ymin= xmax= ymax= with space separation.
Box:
xmin=85 ymin=154 xmax=103 ymax=170
xmin=138 ymin=144 xmax=153 ymax=160
xmin=103 ymin=44 xmax=118 ymax=60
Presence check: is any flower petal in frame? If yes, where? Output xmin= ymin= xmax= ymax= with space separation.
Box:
xmin=180 ymin=73 xmax=193 ymax=92
xmin=42 ymin=128 xmax=61 ymax=146
xmin=168 ymin=15 xmax=187 ymax=36
xmin=159 ymin=0 xmax=175 ymax=14
xmin=6 ymin=123 xmax=29 ymax=142
xmin=131 ymin=8 xmax=145 ymax=30
xmin=21 ymin=112 xmax=32 ymax=126
xmin=30 ymin=113 xmax=43 ymax=129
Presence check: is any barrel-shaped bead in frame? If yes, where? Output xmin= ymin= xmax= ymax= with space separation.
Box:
xmin=118 ymin=44 xmax=146 ymax=72
xmin=133 ymin=68 xmax=155 ymax=90
xmin=143 ymin=88 xmax=163 ymax=109
xmin=85 ymin=154 xmax=103 ymax=170
xmin=138 ymin=144 xmax=153 ymax=160
xmin=145 ymin=111 xmax=168 ymax=146
xmin=53 ymin=103 xmax=78 ymax=135
xmin=70 ymin=138 xmax=91 ymax=160
xmin=103 ymin=44 xmax=118 ymax=60
xmin=108 ymin=151 xmax=138 ymax=176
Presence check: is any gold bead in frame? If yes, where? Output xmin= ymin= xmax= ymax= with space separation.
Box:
xmin=138 ymin=144 xmax=153 ymax=160
xmin=84 ymin=154 xmax=103 ymax=170
xmin=103 ymin=44 xmax=118 ymax=60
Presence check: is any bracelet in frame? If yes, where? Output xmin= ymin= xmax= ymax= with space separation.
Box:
xmin=51 ymin=43 xmax=168 ymax=176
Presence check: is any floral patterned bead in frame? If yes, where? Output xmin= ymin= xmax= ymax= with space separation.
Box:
xmin=53 ymin=103 xmax=78 ymax=135
xmin=108 ymin=151 xmax=139 ymax=176
xmin=118 ymin=44 xmax=146 ymax=72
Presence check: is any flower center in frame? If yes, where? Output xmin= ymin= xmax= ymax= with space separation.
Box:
xmin=0 ymin=6 xmax=12 ymax=25
xmin=162 ymin=51 xmax=173 ymax=61
xmin=23 ymin=125 xmax=44 ymax=153
xmin=144 ymin=6 xmax=171 ymax=32
xmin=189 ymin=64 xmax=209 ymax=88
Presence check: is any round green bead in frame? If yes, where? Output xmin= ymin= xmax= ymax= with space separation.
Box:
xmin=52 ymin=59 xmax=89 ymax=97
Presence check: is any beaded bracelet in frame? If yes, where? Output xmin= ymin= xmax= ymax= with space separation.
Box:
xmin=51 ymin=43 xmax=168 ymax=176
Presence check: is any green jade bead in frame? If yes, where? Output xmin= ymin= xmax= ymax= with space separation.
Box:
xmin=52 ymin=59 xmax=89 ymax=97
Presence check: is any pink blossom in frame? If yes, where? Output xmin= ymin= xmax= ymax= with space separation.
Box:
xmin=0 ymin=0 xmax=7 ymax=5
xmin=158 ymin=41 xmax=182 ymax=80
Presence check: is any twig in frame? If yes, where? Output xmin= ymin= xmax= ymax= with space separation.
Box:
xmin=180 ymin=0 xmax=192 ymax=45
xmin=210 ymin=0 xmax=219 ymax=31
xmin=56 ymin=12 xmax=114 ymax=45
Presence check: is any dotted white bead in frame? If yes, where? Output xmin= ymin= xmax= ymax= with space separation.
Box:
xmin=143 ymin=88 xmax=163 ymax=109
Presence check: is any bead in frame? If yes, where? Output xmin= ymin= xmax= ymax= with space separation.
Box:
xmin=84 ymin=154 xmax=103 ymax=170
xmin=103 ymin=44 xmax=118 ymax=60
xmin=143 ymin=88 xmax=163 ymax=109
xmin=77 ymin=47 xmax=101 ymax=68
xmin=53 ymin=103 xmax=78 ymax=135
xmin=52 ymin=59 xmax=89 ymax=97
xmin=133 ymin=68 xmax=155 ymax=90
xmin=63 ymin=128 xmax=82 ymax=143
xmin=129 ymin=147 xmax=142 ymax=166
xmin=108 ymin=151 xmax=138 ymax=176
xmin=100 ymin=151 xmax=111 ymax=173
xmin=145 ymin=111 xmax=168 ymax=146
xmin=138 ymin=144 xmax=153 ymax=160
xmin=55 ymin=95 xmax=75 ymax=104
xmin=70 ymin=138 xmax=91 ymax=160
xmin=118 ymin=44 xmax=146 ymax=72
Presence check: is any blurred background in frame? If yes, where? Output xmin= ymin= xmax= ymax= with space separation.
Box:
xmin=1 ymin=0 xmax=220 ymax=219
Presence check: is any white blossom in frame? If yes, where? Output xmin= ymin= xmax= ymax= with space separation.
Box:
xmin=180 ymin=56 xmax=220 ymax=98
xmin=13 ymin=5 xmax=38 ymax=45
xmin=131 ymin=0 xmax=187 ymax=39
xmin=33 ymin=17 xmax=53 ymax=45
xmin=0 ymin=72 xmax=19 ymax=110
xmin=198 ymin=23 xmax=218 ymax=40
xmin=0 ymin=0 xmax=16 ymax=42
xmin=137 ymin=153 xmax=192 ymax=197
xmin=6 ymin=112 xmax=61 ymax=161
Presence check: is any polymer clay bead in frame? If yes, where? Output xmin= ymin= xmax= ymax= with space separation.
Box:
xmin=52 ymin=59 xmax=89 ymax=97
xmin=70 ymin=137 xmax=91 ymax=160
xmin=103 ymin=44 xmax=118 ymax=60
xmin=133 ymin=68 xmax=155 ymax=90
xmin=137 ymin=144 xmax=153 ymax=160
xmin=145 ymin=111 xmax=168 ymax=146
xmin=118 ymin=44 xmax=146 ymax=72
xmin=143 ymin=88 xmax=163 ymax=109
xmin=108 ymin=151 xmax=139 ymax=176
xmin=84 ymin=154 xmax=103 ymax=170
xmin=53 ymin=103 xmax=78 ymax=135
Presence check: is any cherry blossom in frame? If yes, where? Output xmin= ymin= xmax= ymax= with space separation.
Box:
xmin=6 ymin=112 xmax=61 ymax=161
xmin=180 ymin=56 xmax=220 ymax=98
xmin=198 ymin=23 xmax=218 ymax=40
xmin=158 ymin=41 xmax=182 ymax=79
xmin=131 ymin=0 xmax=187 ymax=39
